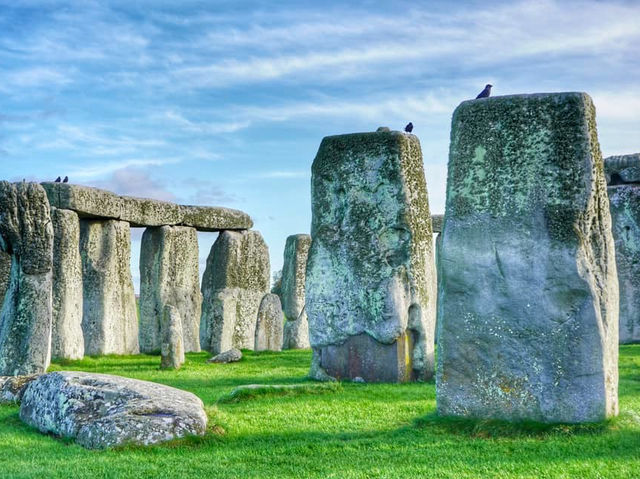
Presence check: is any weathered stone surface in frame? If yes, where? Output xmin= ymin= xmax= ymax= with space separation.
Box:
xmin=255 ymin=294 xmax=284 ymax=351
xmin=281 ymin=234 xmax=311 ymax=349
xmin=207 ymin=348 xmax=242 ymax=363
xmin=605 ymin=154 xmax=640 ymax=343
xmin=42 ymin=182 xmax=252 ymax=231
xmin=306 ymin=130 xmax=437 ymax=382
xmin=199 ymin=231 xmax=270 ymax=354
xmin=139 ymin=226 xmax=202 ymax=353
xmin=0 ymin=250 xmax=11 ymax=305
xmin=0 ymin=375 xmax=39 ymax=404
xmin=283 ymin=309 xmax=310 ymax=350
xmin=605 ymin=153 xmax=640 ymax=185
xmin=80 ymin=219 xmax=139 ymax=355
xmin=51 ymin=208 xmax=84 ymax=360
xmin=431 ymin=214 xmax=443 ymax=233
xmin=437 ymin=93 xmax=619 ymax=423
xmin=161 ymin=305 xmax=185 ymax=370
xmin=0 ymin=182 xmax=53 ymax=376
xmin=20 ymin=371 xmax=207 ymax=449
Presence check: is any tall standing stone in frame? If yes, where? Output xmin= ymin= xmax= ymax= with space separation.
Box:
xmin=139 ymin=226 xmax=202 ymax=353
xmin=51 ymin=208 xmax=84 ymax=360
xmin=255 ymin=293 xmax=284 ymax=352
xmin=80 ymin=219 xmax=139 ymax=355
xmin=605 ymin=153 xmax=640 ymax=343
xmin=0 ymin=182 xmax=53 ymax=375
xmin=306 ymin=130 xmax=437 ymax=382
xmin=200 ymin=230 xmax=270 ymax=354
xmin=281 ymin=234 xmax=311 ymax=349
xmin=438 ymin=93 xmax=619 ymax=423
xmin=0 ymin=250 xmax=10 ymax=305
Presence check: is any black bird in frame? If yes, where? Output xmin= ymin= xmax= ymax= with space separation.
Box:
xmin=63 ymin=176 xmax=69 ymax=183
xmin=54 ymin=176 xmax=61 ymax=182
xmin=476 ymin=84 xmax=492 ymax=99
xmin=404 ymin=122 xmax=413 ymax=133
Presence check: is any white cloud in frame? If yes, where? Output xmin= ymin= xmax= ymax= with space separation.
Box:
xmin=69 ymin=157 xmax=183 ymax=179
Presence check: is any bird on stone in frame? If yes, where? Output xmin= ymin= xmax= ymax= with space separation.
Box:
xmin=404 ymin=122 xmax=414 ymax=133
xmin=63 ymin=176 xmax=69 ymax=183
xmin=54 ymin=176 xmax=61 ymax=182
xmin=476 ymin=84 xmax=492 ymax=99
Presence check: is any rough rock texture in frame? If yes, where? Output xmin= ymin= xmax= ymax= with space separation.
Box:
xmin=281 ymin=234 xmax=311 ymax=349
xmin=431 ymin=214 xmax=444 ymax=233
xmin=0 ymin=250 xmax=10 ymax=305
xmin=139 ymin=226 xmax=202 ymax=353
xmin=207 ymin=348 xmax=242 ymax=363
xmin=161 ymin=305 xmax=185 ymax=370
xmin=199 ymin=231 xmax=270 ymax=354
xmin=20 ymin=371 xmax=207 ymax=449
xmin=306 ymin=130 xmax=437 ymax=382
xmin=283 ymin=309 xmax=310 ymax=350
xmin=605 ymin=153 xmax=640 ymax=343
xmin=0 ymin=182 xmax=53 ymax=376
xmin=0 ymin=375 xmax=39 ymax=404
xmin=255 ymin=294 xmax=284 ymax=351
xmin=80 ymin=219 xmax=139 ymax=355
xmin=42 ymin=182 xmax=252 ymax=231
xmin=437 ymin=93 xmax=619 ymax=423
xmin=51 ymin=208 xmax=84 ymax=360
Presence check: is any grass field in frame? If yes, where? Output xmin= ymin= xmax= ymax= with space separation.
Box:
xmin=1 ymin=346 xmax=639 ymax=478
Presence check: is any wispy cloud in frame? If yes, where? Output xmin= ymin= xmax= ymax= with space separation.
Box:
xmin=68 ymin=158 xmax=184 ymax=179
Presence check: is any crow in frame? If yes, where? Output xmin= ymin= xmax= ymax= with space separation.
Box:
xmin=404 ymin=122 xmax=413 ymax=133
xmin=476 ymin=84 xmax=492 ymax=99
xmin=54 ymin=176 xmax=61 ymax=182
xmin=63 ymin=176 xmax=69 ymax=183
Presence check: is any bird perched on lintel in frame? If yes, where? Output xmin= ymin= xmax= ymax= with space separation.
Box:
xmin=63 ymin=176 xmax=69 ymax=183
xmin=54 ymin=176 xmax=61 ymax=182
xmin=404 ymin=122 xmax=413 ymax=133
xmin=476 ymin=84 xmax=492 ymax=99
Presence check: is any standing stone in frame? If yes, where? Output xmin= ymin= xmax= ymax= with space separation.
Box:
xmin=139 ymin=226 xmax=202 ymax=353
xmin=51 ymin=208 xmax=84 ymax=360
xmin=80 ymin=219 xmax=139 ymax=355
xmin=255 ymin=294 xmax=284 ymax=351
xmin=281 ymin=234 xmax=311 ymax=349
xmin=161 ymin=305 xmax=185 ymax=370
xmin=200 ymin=230 xmax=270 ymax=354
xmin=0 ymin=182 xmax=53 ymax=375
xmin=306 ymin=130 xmax=437 ymax=382
xmin=605 ymin=154 xmax=640 ymax=344
xmin=438 ymin=93 xmax=619 ymax=423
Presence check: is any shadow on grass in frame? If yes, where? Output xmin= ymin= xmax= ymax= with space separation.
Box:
xmin=412 ymin=412 xmax=615 ymax=439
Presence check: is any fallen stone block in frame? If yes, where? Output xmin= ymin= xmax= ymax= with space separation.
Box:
xmin=20 ymin=371 xmax=207 ymax=449
xmin=207 ymin=348 xmax=242 ymax=364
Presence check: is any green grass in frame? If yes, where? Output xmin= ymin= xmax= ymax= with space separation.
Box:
xmin=1 ymin=346 xmax=639 ymax=478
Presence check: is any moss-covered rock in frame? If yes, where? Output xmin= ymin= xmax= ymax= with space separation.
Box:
xmin=0 ymin=182 xmax=53 ymax=376
xmin=605 ymin=153 xmax=640 ymax=343
xmin=437 ymin=93 xmax=619 ymax=423
xmin=306 ymin=130 xmax=436 ymax=382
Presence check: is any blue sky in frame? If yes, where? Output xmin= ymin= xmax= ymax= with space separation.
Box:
xmin=1 ymin=0 xmax=639 ymax=290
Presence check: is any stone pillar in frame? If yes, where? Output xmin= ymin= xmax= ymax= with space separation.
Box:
xmin=139 ymin=226 xmax=202 ymax=353
xmin=281 ymin=234 xmax=311 ymax=349
xmin=51 ymin=208 xmax=84 ymax=360
xmin=0 ymin=250 xmax=10 ymax=306
xmin=161 ymin=305 xmax=185 ymax=370
xmin=80 ymin=219 xmax=139 ymax=355
xmin=200 ymin=230 xmax=270 ymax=354
xmin=306 ymin=130 xmax=437 ymax=382
xmin=0 ymin=182 xmax=53 ymax=375
xmin=255 ymin=293 xmax=284 ymax=351
xmin=605 ymin=153 xmax=640 ymax=344
xmin=437 ymin=93 xmax=618 ymax=423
